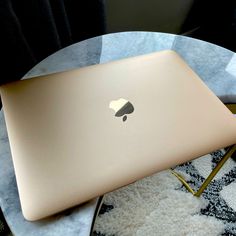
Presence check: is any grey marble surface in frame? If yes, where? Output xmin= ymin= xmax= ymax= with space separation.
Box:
xmin=0 ymin=32 xmax=236 ymax=236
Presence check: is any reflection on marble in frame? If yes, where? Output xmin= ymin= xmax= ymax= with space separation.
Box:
xmin=100 ymin=31 xmax=236 ymax=103
xmin=226 ymin=54 xmax=236 ymax=77
xmin=0 ymin=36 xmax=102 ymax=236
xmin=172 ymin=35 xmax=236 ymax=102
xmin=100 ymin=31 xmax=176 ymax=63
xmin=1 ymin=31 xmax=236 ymax=236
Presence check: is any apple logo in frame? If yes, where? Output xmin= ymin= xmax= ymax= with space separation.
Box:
xmin=109 ymin=98 xmax=134 ymax=122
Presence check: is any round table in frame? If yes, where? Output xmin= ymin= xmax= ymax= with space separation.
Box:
xmin=0 ymin=32 xmax=236 ymax=236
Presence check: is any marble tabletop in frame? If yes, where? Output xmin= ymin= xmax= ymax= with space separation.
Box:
xmin=0 ymin=32 xmax=236 ymax=236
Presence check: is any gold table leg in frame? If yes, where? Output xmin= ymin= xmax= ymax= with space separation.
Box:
xmin=171 ymin=145 xmax=236 ymax=197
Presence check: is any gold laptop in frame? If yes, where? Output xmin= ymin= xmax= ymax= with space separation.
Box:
xmin=1 ymin=50 xmax=236 ymax=221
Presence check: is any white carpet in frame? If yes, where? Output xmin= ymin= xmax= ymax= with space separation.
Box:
xmin=93 ymin=150 xmax=236 ymax=236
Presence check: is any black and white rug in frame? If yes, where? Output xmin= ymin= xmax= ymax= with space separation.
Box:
xmin=93 ymin=150 xmax=236 ymax=236
xmin=0 ymin=208 xmax=11 ymax=236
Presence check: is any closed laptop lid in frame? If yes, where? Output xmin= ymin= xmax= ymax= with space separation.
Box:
xmin=1 ymin=50 xmax=236 ymax=221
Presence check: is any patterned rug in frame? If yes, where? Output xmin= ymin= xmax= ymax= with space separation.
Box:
xmin=93 ymin=150 xmax=236 ymax=236
xmin=0 ymin=208 xmax=11 ymax=235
